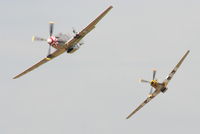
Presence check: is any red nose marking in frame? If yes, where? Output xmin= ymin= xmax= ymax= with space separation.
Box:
xmin=48 ymin=36 xmax=58 ymax=47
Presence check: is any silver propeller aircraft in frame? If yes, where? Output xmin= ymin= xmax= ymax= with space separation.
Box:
xmin=126 ymin=50 xmax=190 ymax=119
xmin=13 ymin=6 xmax=113 ymax=79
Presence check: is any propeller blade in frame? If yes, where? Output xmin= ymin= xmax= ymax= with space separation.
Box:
xmin=149 ymin=87 xmax=153 ymax=94
xmin=47 ymin=45 xmax=51 ymax=56
xmin=147 ymin=87 xmax=154 ymax=98
xmin=153 ymin=69 xmax=157 ymax=80
xmin=72 ymin=28 xmax=76 ymax=34
xmin=49 ymin=21 xmax=54 ymax=36
xmin=79 ymin=40 xmax=84 ymax=45
xmin=32 ymin=36 xmax=46 ymax=42
xmin=72 ymin=27 xmax=77 ymax=34
xmin=140 ymin=79 xmax=150 ymax=83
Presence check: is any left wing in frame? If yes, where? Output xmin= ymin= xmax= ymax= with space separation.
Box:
xmin=163 ymin=50 xmax=190 ymax=86
xmin=13 ymin=49 xmax=66 ymax=79
xmin=126 ymin=90 xmax=161 ymax=119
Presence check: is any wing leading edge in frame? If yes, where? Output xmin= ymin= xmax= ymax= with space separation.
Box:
xmin=13 ymin=6 xmax=113 ymax=79
xmin=63 ymin=6 xmax=113 ymax=49
xmin=13 ymin=49 xmax=66 ymax=79
xmin=126 ymin=90 xmax=161 ymax=119
xmin=163 ymin=50 xmax=190 ymax=86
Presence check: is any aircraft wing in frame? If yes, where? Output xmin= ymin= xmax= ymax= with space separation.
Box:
xmin=13 ymin=49 xmax=66 ymax=79
xmin=13 ymin=6 xmax=113 ymax=79
xmin=63 ymin=6 xmax=113 ymax=50
xmin=163 ymin=50 xmax=190 ymax=86
xmin=126 ymin=90 xmax=161 ymax=119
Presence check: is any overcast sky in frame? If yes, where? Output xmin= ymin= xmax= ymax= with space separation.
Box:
xmin=0 ymin=0 xmax=199 ymax=134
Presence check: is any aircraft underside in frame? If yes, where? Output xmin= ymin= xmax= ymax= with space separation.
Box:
xmin=154 ymin=83 xmax=168 ymax=93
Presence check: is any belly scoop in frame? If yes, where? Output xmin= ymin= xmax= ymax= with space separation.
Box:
xmin=54 ymin=33 xmax=83 ymax=54
xmin=154 ymin=83 xmax=168 ymax=93
xmin=67 ymin=43 xmax=81 ymax=54
xmin=160 ymin=87 xmax=168 ymax=93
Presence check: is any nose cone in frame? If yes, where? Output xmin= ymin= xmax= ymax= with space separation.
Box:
xmin=150 ymin=81 xmax=154 ymax=86
xmin=47 ymin=38 xmax=52 ymax=44
xmin=150 ymin=80 xmax=157 ymax=87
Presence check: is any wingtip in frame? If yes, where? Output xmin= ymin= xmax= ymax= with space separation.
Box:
xmin=32 ymin=36 xmax=35 ymax=42
xmin=126 ymin=115 xmax=131 ymax=119
xmin=13 ymin=74 xmax=22 ymax=79
xmin=49 ymin=21 xmax=55 ymax=24
xmin=105 ymin=5 xmax=113 ymax=11
xmin=109 ymin=5 xmax=113 ymax=8
xmin=13 ymin=75 xmax=18 ymax=79
xmin=139 ymin=78 xmax=144 ymax=83
xmin=185 ymin=50 xmax=190 ymax=56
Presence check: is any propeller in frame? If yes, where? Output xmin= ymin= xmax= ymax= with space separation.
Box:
xmin=140 ymin=69 xmax=157 ymax=96
xmin=153 ymin=69 xmax=156 ymax=80
xmin=47 ymin=22 xmax=55 ymax=56
xmin=49 ymin=22 xmax=54 ymax=36
xmin=79 ymin=40 xmax=84 ymax=46
xmin=149 ymin=87 xmax=153 ymax=95
xmin=140 ymin=79 xmax=150 ymax=83
xmin=150 ymin=69 xmax=157 ymax=95
xmin=32 ymin=36 xmax=46 ymax=42
xmin=32 ymin=21 xmax=55 ymax=56
xmin=48 ymin=44 xmax=51 ymax=56
xmin=72 ymin=27 xmax=77 ymax=34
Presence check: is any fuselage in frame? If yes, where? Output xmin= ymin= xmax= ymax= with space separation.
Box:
xmin=150 ymin=80 xmax=168 ymax=93
xmin=47 ymin=33 xmax=82 ymax=53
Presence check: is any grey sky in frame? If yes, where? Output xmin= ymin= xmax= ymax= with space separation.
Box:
xmin=0 ymin=0 xmax=199 ymax=134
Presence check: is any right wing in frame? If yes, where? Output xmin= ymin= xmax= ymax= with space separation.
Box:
xmin=13 ymin=49 xmax=66 ymax=79
xmin=126 ymin=90 xmax=161 ymax=119
xmin=163 ymin=50 xmax=190 ymax=86
xmin=63 ymin=6 xmax=113 ymax=50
